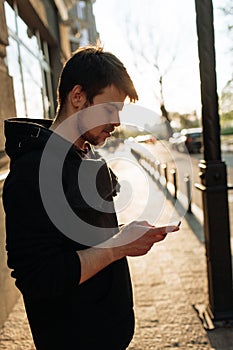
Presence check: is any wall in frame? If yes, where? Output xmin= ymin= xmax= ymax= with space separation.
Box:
xmin=0 ymin=0 xmax=71 ymax=328
xmin=0 ymin=0 xmax=18 ymax=328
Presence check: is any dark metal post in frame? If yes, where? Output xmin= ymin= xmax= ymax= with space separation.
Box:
xmin=184 ymin=174 xmax=192 ymax=214
xmin=170 ymin=168 xmax=177 ymax=199
xmin=162 ymin=163 xmax=168 ymax=187
xmin=194 ymin=0 xmax=233 ymax=322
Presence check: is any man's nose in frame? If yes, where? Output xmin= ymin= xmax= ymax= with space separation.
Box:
xmin=110 ymin=112 xmax=120 ymax=126
xmin=112 ymin=121 xmax=120 ymax=127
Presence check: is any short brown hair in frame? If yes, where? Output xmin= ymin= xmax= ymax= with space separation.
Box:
xmin=56 ymin=45 xmax=138 ymax=115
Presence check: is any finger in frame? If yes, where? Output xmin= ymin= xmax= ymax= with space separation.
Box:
xmin=135 ymin=220 xmax=154 ymax=227
xmin=153 ymin=233 xmax=167 ymax=242
xmin=144 ymin=232 xmax=167 ymax=245
xmin=150 ymin=225 xmax=180 ymax=235
xmin=167 ymin=225 xmax=180 ymax=233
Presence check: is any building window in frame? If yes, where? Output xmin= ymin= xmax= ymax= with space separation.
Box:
xmin=4 ymin=1 xmax=54 ymax=118
xmin=77 ymin=1 xmax=86 ymax=20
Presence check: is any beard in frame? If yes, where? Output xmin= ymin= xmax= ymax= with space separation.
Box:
xmin=82 ymin=130 xmax=108 ymax=147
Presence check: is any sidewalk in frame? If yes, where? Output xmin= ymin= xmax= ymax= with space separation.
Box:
xmin=127 ymin=219 xmax=233 ymax=349
xmin=0 ymin=144 xmax=233 ymax=350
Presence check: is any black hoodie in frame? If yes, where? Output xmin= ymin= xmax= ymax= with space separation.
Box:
xmin=3 ymin=118 xmax=134 ymax=349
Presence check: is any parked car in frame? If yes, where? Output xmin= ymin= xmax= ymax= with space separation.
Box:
xmin=135 ymin=134 xmax=157 ymax=144
xmin=169 ymin=127 xmax=202 ymax=153
xmin=169 ymin=132 xmax=185 ymax=151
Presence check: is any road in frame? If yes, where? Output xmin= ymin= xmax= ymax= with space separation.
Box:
xmin=134 ymin=140 xmax=233 ymax=253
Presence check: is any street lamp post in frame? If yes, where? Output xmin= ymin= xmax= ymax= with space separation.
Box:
xmin=194 ymin=0 xmax=233 ymax=324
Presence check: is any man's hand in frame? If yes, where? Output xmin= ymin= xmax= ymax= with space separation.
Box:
xmin=77 ymin=220 xmax=179 ymax=284
xmin=111 ymin=220 xmax=179 ymax=258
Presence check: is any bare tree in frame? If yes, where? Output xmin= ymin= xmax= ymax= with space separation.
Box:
xmin=124 ymin=15 xmax=179 ymax=139
xmin=220 ymin=0 xmax=233 ymax=34
xmin=220 ymin=78 xmax=233 ymax=113
xmin=219 ymin=0 xmax=233 ymax=109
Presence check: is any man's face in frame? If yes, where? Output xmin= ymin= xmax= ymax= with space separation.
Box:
xmin=80 ymin=85 xmax=126 ymax=146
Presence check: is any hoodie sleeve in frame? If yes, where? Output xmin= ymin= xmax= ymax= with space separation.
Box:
xmin=3 ymin=151 xmax=81 ymax=301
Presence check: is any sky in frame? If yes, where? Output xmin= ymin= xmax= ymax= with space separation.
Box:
xmin=93 ymin=0 xmax=233 ymax=117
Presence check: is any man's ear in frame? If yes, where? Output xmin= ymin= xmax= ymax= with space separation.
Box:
xmin=69 ymin=85 xmax=87 ymax=110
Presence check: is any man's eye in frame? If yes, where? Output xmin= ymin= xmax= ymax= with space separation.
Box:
xmin=105 ymin=107 xmax=115 ymax=114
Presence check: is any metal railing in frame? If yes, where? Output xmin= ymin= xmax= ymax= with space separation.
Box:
xmin=131 ymin=147 xmax=192 ymax=214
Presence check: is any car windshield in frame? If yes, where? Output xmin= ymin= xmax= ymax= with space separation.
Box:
xmin=189 ymin=133 xmax=201 ymax=137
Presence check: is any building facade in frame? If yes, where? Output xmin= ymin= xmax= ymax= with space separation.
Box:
xmin=0 ymin=0 xmax=98 ymax=327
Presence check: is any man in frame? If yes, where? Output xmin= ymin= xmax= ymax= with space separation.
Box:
xmin=3 ymin=46 xmax=179 ymax=349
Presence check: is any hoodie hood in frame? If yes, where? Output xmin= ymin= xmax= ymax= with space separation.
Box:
xmin=4 ymin=118 xmax=59 ymax=161
xmin=4 ymin=118 xmax=120 ymax=206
